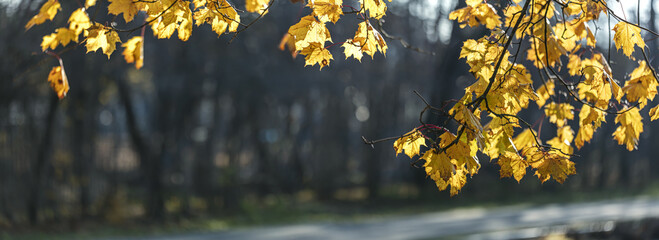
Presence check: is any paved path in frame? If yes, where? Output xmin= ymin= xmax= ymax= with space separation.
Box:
xmin=114 ymin=197 xmax=659 ymax=240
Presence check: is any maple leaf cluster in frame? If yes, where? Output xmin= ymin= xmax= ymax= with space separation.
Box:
xmin=285 ymin=0 xmax=390 ymax=70
xmin=390 ymin=0 xmax=659 ymax=196
xmin=28 ymin=0 xmax=391 ymax=98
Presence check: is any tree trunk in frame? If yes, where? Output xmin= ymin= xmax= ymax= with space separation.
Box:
xmin=28 ymin=94 xmax=58 ymax=225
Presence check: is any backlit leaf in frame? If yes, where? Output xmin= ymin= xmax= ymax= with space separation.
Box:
xmin=393 ymin=128 xmax=427 ymax=159
xmin=288 ymin=15 xmax=332 ymax=51
xmin=544 ymin=102 xmax=574 ymax=127
xmin=497 ymin=151 xmax=528 ymax=182
xmin=47 ymin=66 xmax=69 ymax=99
xmin=122 ymin=36 xmax=144 ymax=69
xmin=309 ymin=0 xmax=342 ymax=23
xmin=342 ymin=39 xmax=363 ymax=62
xmin=41 ymin=28 xmax=77 ymax=51
xmin=300 ymin=43 xmax=334 ymax=70
xmin=25 ymin=0 xmax=60 ymax=30
xmin=68 ymin=8 xmax=92 ymax=35
xmin=613 ymin=107 xmax=643 ymax=151
xmin=613 ymin=22 xmax=645 ymax=57
xmin=650 ymin=105 xmax=659 ymax=121
xmin=246 ymin=0 xmax=270 ymax=14
xmin=361 ymin=0 xmax=388 ymax=19
xmin=85 ymin=26 xmax=122 ymax=58
xmin=108 ymin=0 xmax=138 ymax=23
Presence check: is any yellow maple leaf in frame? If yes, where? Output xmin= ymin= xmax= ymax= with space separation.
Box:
xmin=421 ymin=148 xmax=453 ymax=181
xmin=68 ymin=8 xmax=92 ymax=35
xmin=85 ymin=0 xmax=96 ymax=7
xmin=176 ymin=4 xmax=193 ymax=41
xmin=85 ymin=27 xmax=122 ymax=58
xmin=439 ymin=132 xmax=480 ymax=176
xmin=497 ymin=151 xmax=528 ymax=182
xmin=536 ymin=80 xmax=554 ymax=108
xmin=449 ymin=2 xmax=501 ymax=30
xmin=193 ymin=0 xmax=240 ymax=36
xmin=513 ymin=128 xmax=538 ymax=150
xmin=613 ymin=107 xmax=643 ymax=151
xmin=246 ymin=0 xmax=270 ymax=14
xmin=527 ymin=21 xmax=567 ymax=68
xmin=422 ymin=149 xmax=469 ymax=196
xmin=544 ymin=102 xmax=574 ymax=127
xmin=342 ymin=39 xmax=363 ymax=62
xmin=122 ymin=36 xmax=144 ymax=69
xmin=108 ymin=0 xmax=138 ymax=23
xmin=149 ymin=1 xmax=193 ymax=41
xmin=41 ymin=28 xmax=77 ymax=51
xmin=47 ymin=66 xmax=69 ymax=99
xmin=547 ymin=126 xmax=574 ymax=157
xmin=553 ymin=21 xmax=584 ymax=52
xmin=288 ymin=15 xmax=332 ymax=51
xmin=566 ymin=54 xmax=582 ymax=76
xmin=575 ymin=105 xmax=605 ymax=149
xmin=361 ymin=0 xmax=388 ymax=19
xmin=649 ymin=105 xmax=659 ymax=121
xmin=25 ymin=0 xmax=60 ymax=30
xmin=393 ymin=128 xmax=426 ymax=158
xmin=482 ymin=118 xmax=515 ymax=159
xmin=529 ymin=151 xmax=576 ymax=184
xmin=351 ymin=21 xmax=387 ymax=58
xmin=623 ymin=61 xmax=658 ymax=109
xmin=300 ymin=43 xmax=333 ymax=70
xmin=309 ymin=0 xmax=343 ymax=23
xmin=613 ymin=22 xmax=645 ymax=57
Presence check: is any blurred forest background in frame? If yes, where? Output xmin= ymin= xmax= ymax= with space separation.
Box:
xmin=2 ymin=0 xmax=659 ymax=230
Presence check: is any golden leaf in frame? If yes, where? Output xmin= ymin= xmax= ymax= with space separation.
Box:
xmin=41 ymin=28 xmax=77 ymax=51
xmin=47 ymin=66 xmax=69 ymax=99
xmin=544 ymin=102 xmax=574 ymax=127
xmin=650 ymin=105 xmax=659 ymax=121
xmin=361 ymin=0 xmax=388 ymax=19
xmin=342 ymin=39 xmax=363 ymax=62
xmin=393 ymin=128 xmax=426 ymax=158
xmin=623 ymin=61 xmax=658 ymax=109
xmin=536 ymin=80 xmax=554 ymax=108
xmin=25 ymin=0 xmax=60 ymax=30
xmin=122 ymin=36 xmax=144 ymax=69
xmin=529 ymin=151 xmax=576 ymax=184
xmin=288 ymin=15 xmax=332 ymax=51
xmin=85 ymin=0 xmax=96 ymax=7
xmin=300 ymin=43 xmax=334 ymax=70
xmin=108 ymin=0 xmax=139 ymax=23
xmin=85 ymin=27 xmax=122 ymax=58
xmin=613 ymin=22 xmax=645 ymax=57
xmin=309 ymin=0 xmax=342 ymax=23
xmin=246 ymin=0 xmax=270 ymax=14
xmin=193 ymin=0 xmax=240 ymax=36
xmin=351 ymin=21 xmax=387 ymax=58
xmin=497 ymin=151 xmax=528 ymax=182
xmin=613 ymin=107 xmax=643 ymax=151
xmin=449 ymin=2 xmax=501 ymax=30
xmin=513 ymin=128 xmax=538 ymax=150
xmin=68 ymin=8 xmax=92 ymax=35
xmin=575 ymin=105 xmax=605 ymax=149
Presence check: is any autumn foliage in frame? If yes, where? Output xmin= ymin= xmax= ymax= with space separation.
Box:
xmin=390 ymin=0 xmax=659 ymax=196
xmin=26 ymin=0 xmax=659 ymax=196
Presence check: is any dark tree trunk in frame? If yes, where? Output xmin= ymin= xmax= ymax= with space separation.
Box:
xmin=28 ymin=94 xmax=59 ymax=225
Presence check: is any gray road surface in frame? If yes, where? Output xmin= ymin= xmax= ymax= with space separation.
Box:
xmin=113 ymin=196 xmax=659 ymax=240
